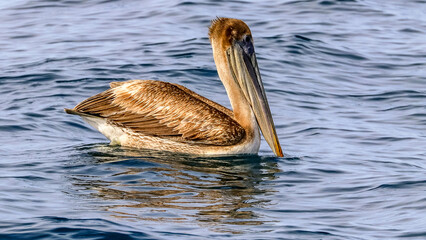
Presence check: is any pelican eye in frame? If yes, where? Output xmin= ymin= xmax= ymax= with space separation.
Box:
xmin=240 ymin=35 xmax=254 ymax=55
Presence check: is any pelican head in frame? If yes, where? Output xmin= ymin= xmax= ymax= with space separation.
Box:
xmin=209 ymin=18 xmax=283 ymax=157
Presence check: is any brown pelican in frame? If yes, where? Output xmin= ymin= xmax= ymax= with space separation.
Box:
xmin=65 ymin=18 xmax=283 ymax=157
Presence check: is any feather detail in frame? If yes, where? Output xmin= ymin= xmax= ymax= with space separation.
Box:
xmin=72 ymin=80 xmax=245 ymax=146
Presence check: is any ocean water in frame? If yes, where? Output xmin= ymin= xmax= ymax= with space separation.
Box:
xmin=1 ymin=0 xmax=425 ymax=239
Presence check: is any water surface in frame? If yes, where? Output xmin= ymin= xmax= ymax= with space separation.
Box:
xmin=1 ymin=0 xmax=425 ymax=239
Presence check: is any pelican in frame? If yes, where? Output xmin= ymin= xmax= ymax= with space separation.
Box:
xmin=65 ymin=18 xmax=283 ymax=157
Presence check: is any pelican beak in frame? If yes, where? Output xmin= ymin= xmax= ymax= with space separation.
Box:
xmin=226 ymin=38 xmax=283 ymax=157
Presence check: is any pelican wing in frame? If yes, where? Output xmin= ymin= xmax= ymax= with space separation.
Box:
xmin=72 ymin=80 xmax=245 ymax=146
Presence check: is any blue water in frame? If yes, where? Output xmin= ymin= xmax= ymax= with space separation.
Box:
xmin=1 ymin=0 xmax=425 ymax=239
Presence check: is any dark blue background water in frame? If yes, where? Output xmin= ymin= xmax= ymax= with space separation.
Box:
xmin=1 ymin=0 xmax=425 ymax=239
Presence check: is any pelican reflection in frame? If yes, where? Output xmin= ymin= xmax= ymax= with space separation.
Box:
xmin=68 ymin=145 xmax=280 ymax=232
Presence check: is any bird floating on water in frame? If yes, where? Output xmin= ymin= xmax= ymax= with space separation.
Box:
xmin=65 ymin=17 xmax=283 ymax=157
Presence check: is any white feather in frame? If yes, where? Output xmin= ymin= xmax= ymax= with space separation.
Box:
xmin=81 ymin=116 xmax=128 ymax=145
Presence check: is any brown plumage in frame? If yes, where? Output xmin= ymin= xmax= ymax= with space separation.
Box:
xmin=208 ymin=17 xmax=252 ymax=51
xmin=70 ymin=80 xmax=245 ymax=146
xmin=66 ymin=17 xmax=283 ymax=156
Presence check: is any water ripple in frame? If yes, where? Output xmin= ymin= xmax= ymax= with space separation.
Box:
xmin=0 ymin=0 xmax=425 ymax=239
